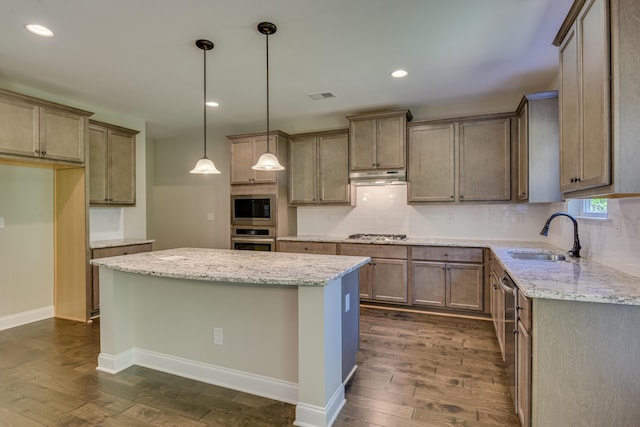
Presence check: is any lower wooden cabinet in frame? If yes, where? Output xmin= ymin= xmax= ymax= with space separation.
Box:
xmin=340 ymin=244 xmax=409 ymax=304
xmin=411 ymin=246 xmax=484 ymax=312
xmin=90 ymin=242 xmax=152 ymax=316
xmin=516 ymin=291 xmax=532 ymax=426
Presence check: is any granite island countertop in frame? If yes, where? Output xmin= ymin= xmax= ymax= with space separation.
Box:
xmin=278 ymin=235 xmax=640 ymax=305
xmin=90 ymin=247 xmax=370 ymax=287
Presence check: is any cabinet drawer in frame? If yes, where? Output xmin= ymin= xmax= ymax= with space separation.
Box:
xmin=340 ymin=243 xmax=407 ymax=259
xmin=92 ymin=243 xmax=152 ymax=259
xmin=412 ymin=246 xmax=483 ymax=263
xmin=517 ymin=291 xmax=532 ymax=332
xmin=278 ymin=241 xmax=337 ymax=255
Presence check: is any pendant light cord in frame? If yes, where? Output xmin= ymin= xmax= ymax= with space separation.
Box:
xmin=203 ymin=47 xmax=208 ymax=158
xmin=265 ymin=30 xmax=271 ymax=154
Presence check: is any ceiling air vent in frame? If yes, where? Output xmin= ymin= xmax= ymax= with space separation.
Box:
xmin=308 ymin=92 xmax=336 ymax=100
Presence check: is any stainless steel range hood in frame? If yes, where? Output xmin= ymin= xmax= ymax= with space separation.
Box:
xmin=349 ymin=170 xmax=406 ymax=186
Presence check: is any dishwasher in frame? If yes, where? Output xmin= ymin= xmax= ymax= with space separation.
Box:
xmin=498 ymin=272 xmax=518 ymax=408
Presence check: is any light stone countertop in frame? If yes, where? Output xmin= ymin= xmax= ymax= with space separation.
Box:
xmin=90 ymin=238 xmax=155 ymax=249
xmin=278 ymin=235 xmax=640 ymax=305
xmin=90 ymin=247 xmax=370 ymax=287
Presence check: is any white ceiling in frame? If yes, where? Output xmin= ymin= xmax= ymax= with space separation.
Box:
xmin=0 ymin=0 xmax=573 ymax=139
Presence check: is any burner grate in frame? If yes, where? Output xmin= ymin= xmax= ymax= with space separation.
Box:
xmin=347 ymin=233 xmax=407 ymax=241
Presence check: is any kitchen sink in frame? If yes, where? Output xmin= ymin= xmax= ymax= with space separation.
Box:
xmin=509 ymin=252 xmax=566 ymax=262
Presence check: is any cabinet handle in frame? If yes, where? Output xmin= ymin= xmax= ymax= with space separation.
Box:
xmin=42 ymin=151 xmax=46 ymax=155
xmin=450 ymin=195 xmax=454 ymax=199
xmin=372 ymin=163 xmax=376 ymax=167
xmin=35 ymin=149 xmax=40 ymax=154
xmin=460 ymin=195 xmax=464 ymax=199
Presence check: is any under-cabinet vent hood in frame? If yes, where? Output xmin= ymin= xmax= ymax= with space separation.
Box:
xmin=349 ymin=170 xmax=406 ymax=186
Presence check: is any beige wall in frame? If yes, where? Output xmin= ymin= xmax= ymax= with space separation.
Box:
xmin=0 ymin=163 xmax=54 ymax=318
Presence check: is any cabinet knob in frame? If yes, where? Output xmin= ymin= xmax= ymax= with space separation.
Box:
xmin=372 ymin=163 xmax=376 ymax=167
xmin=42 ymin=151 xmax=46 ymax=155
xmin=460 ymin=195 xmax=464 ymax=199
xmin=35 ymin=149 xmax=40 ymax=154
xmin=450 ymin=195 xmax=454 ymax=199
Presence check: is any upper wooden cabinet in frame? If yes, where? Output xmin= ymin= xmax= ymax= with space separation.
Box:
xmin=229 ymin=131 xmax=289 ymax=185
xmin=289 ymin=130 xmax=350 ymax=205
xmin=407 ymin=123 xmax=456 ymax=202
xmin=0 ymin=89 xmax=91 ymax=164
xmin=554 ymin=0 xmax=640 ymax=197
xmin=347 ymin=110 xmax=412 ymax=171
xmin=408 ymin=115 xmax=512 ymax=203
xmin=89 ymin=121 xmax=138 ymax=206
xmin=516 ymin=92 xmax=562 ymax=203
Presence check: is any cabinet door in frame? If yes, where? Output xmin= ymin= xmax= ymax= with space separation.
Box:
xmin=459 ymin=118 xmax=511 ymax=201
xmin=252 ymin=135 xmax=278 ymax=183
xmin=88 ymin=125 xmax=109 ymax=204
xmin=108 ymin=129 xmax=136 ymax=205
xmin=516 ymin=320 xmax=532 ymax=427
xmin=318 ymin=132 xmax=350 ymax=204
xmin=517 ymin=103 xmax=529 ymax=201
xmin=407 ymin=124 xmax=455 ymax=202
xmin=0 ymin=94 xmax=39 ymax=157
xmin=230 ymin=138 xmax=254 ymax=184
xmin=359 ymin=261 xmax=373 ymax=300
xmin=372 ymin=258 xmax=408 ymax=303
xmin=349 ymin=119 xmax=376 ymax=170
xmin=376 ymin=116 xmax=405 ymax=169
xmin=411 ymin=261 xmax=446 ymax=307
xmin=578 ymin=0 xmax=610 ymax=190
xmin=289 ymin=137 xmax=317 ymax=204
xmin=559 ymin=26 xmax=581 ymax=192
xmin=39 ymin=107 xmax=85 ymax=162
xmin=447 ymin=263 xmax=483 ymax=311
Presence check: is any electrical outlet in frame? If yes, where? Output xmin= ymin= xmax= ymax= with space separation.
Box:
xmin=0 ymin=217 xmax=4 ymax=228
xmin=345 ymin=293 xmax=350 ymax=312
xmin=207 ymin=213 xmax=215 ymax=221
xmin=213 ymin=328 xmax=223 ymax=345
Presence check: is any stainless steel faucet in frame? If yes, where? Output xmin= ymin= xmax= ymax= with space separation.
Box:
xmin=540 ymin=212 xmax=581 ymax=258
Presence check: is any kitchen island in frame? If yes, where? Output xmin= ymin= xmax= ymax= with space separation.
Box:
xmin=91 ymin=247 xmax=369 ymax=427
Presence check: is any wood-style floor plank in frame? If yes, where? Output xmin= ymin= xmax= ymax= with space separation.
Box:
xmin=0 ymin=307 xmax=518 ymax=426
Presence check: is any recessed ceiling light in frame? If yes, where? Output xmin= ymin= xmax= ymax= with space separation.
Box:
xmin=206 ymin=101 xmax=219 ymax=107
xmin=390 ymin=69 xmax=408 ymax=78
xmin=25 ymin=24 xmax=54 ymax=37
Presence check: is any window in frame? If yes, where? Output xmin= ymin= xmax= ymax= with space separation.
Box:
xmin=568 ymin=198 xmax=608 ymax=219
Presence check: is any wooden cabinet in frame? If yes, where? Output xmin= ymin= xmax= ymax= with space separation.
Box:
xmin=411 ymin=246 xmax=484 ymax=312
xmin=408 ymin=115 xmax=511 ymax=203
xmin=229 ymin=131 xmax=289 ymax=185
xmin=289 ymin=130 xmax=350 ymax=205
xmin=407 ymin=123 xmax=455 ymax=202
xmin=516 ymin=92 xmax=562 ymax=203
xmin=491 ymin=268 xmax=506 ymax=359
xmin=340 ymin=244 xmax=408 ymax=303
xmin=88 ymin=121 xmax=138 ymax=206
xmin=347 ymin=110 xmax=412 ymax=172
xmin=90 ymin=242 xmax=152 ymax=316
xmin=0 ymin=89 xmax=91 ymax=164
xmin=459 ymin=118 xmax=511 ymax=201
xmin=516 ymin=291 xmax=532 ymax=427
xmin=277 ymin=240 xmax=338 ymax=255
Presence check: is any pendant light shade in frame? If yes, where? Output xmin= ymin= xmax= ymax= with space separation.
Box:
xmin=190 ymin=39 xmax=221 ymax=175
xmin=252 ymin=22 xmax=284 ymax=171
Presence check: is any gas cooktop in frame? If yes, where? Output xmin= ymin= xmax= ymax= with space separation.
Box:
xmin=347 ymin=233 xmax=407 ymax=241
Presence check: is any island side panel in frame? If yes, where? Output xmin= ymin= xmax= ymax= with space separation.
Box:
xmin=532 ymin=299 xmax=640 ymax=426
xmin=97 ymin=268 xmax=135 ymax=373
xmin=97 ymin=269 xmax=300 ymax=403
xmin=296 ymin=277 xmax=345 ymax=427
xmin=341 ymin=269 xmax=359 ymax=382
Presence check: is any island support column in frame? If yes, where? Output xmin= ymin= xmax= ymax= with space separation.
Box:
xmin=295 ymin=276 xmax=345 ymax=427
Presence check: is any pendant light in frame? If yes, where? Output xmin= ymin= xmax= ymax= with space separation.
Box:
xmin=190 ymin=39 xmax=221 ymax=174
xmin=252 ymin=22 xmax=284 ymax=171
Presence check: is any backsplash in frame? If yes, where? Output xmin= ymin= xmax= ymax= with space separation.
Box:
xmin=89 ymin=207 xmax=125 ymax=241
xmin=297 ymin=185 xmax=551 ymax=240
xmin=547 ymin=197 xmax=640 ymax=278
xmin=297 ymin=186 xmax=640 ymax=278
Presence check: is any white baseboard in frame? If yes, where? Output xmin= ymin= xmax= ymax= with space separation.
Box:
xmin=98 ymin=348 xmax=298 ymax=405
xmin=0 ymin=306 xmax=54 ymax=331
xmin=294 ymin=384 xmax=346 ymax=427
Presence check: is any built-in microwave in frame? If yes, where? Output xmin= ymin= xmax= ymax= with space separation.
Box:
xmin=231 ymin=194 xmax=276 ymax=226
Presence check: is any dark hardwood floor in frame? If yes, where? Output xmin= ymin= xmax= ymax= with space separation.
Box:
xmin=0 ymin=307 xmax=518 ymax=426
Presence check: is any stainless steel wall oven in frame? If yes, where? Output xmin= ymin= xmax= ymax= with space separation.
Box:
xmin=231 ymin=226 xmax=275 ymax=251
